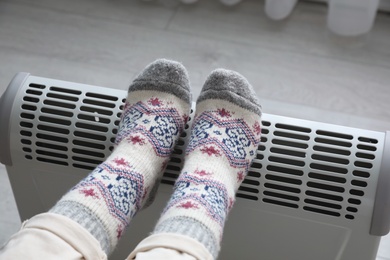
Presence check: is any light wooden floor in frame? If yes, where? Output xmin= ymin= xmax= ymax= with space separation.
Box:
xmin=0 ymin=0 xmax=389 ymax=259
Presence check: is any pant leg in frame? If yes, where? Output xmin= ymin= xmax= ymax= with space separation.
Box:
xmin=134 ymin=248 xmax=197 ymax=260
xmin=127 ymin=233 xmax=213 ymax=260
xmin=0 ymin=213 xmax=106 ymax=260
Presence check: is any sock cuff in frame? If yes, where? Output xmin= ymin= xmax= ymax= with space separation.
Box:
xmin=128 ymin=233 xmax=213 ymax=260
xmin=154 ymin=216 xmax=220 ymax=259
xmin=50 ymin=200 xmax=112 ymax=254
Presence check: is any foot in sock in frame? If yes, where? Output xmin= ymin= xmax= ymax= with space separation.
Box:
xmin=152 ymin=69 xmax=262 ymax=259
xmin=50 ymin=59 xmax=191 ymax=255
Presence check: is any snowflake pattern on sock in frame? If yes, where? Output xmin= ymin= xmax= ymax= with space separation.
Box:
xmin=186 ymin=109 xmax=259 ymax=171
xmin=73 ymin=160 xmax=144 ymax=225
xmin=128 ymin=135 xmax=146 ymax=145
xmin=115 ymin=98 xmax=185 ymax=157
xmin=80 ymin=188 xmax=99 ymax=199
xmin=163 ymin=173 xmax=229 ymax=226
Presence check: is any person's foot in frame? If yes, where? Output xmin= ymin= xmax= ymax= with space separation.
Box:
xmin=50 ymin=59 xmax=191 ymax=254
xmin=149 ymin=69 xmax=262 ymax=259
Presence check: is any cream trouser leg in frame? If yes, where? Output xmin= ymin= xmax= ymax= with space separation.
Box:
xmin=0 ymin=213 xmax=212 ymax=260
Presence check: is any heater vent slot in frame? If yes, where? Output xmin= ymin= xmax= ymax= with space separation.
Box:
xmin=316 ymin=130 xmax=353 ymax=140
xmin=47 ymin=93 xmax=79 ymax=102
xmin=80 ymin=106 xmax=113 ymax=116
xmin=77 ymin=114 xmax=111 ymax=124
xmin=306 ymin=190 xmax=343 ymax=202
xmin=75 ymin=122 xmax=109 ymax=133
xmin=29 ymin=83 xmax=45 ymax=89
xmin=357 ymin=144 xmax=377 ymax=151
xmin=39 ymin=116 xmax=71 ymax=126
xmin=86 ymin=92 xmax=119 ymax=101
xmin=83 ymin=99 xmax=116 ymax=108
xmin=272 ymin=139 xmax=308 ymax=149
xmin=308 ymin=172 xmax=346 ymax=184
xmin=303 ymin=206 xmax=341 ymax=217
xmin=41 ymin=107 xmax=73 ymax=117
xmin=275 ymin=123 xmax=311 ymax=133
xmin=50 ymin=86 xmax=81 ymax=95
xmin=21 ymin=104 xmax=37 ymax=111
xmin=43 ymin=99 xmax=76 ymax=109
xmin=313 ymin=145 xmax=351 ymax=156
xmin=23 ymin=96 xmax=39 ymax=103
xmin=267 ymin=165 xmax=303 ymax=176
xmin=315 ymin=137 xmax=352 ymax=148
xmin=358 ymin=136 xmax=378 ymax=144
xmin=26 ymin=89 xmax=43 ymax=96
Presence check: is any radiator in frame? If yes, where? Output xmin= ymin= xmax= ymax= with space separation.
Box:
xmin=0 ymin=72 xmax=389 ymax=260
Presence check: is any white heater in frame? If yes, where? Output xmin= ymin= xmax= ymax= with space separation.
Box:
xmin=0 ymin=73 xmax=389 ymax=260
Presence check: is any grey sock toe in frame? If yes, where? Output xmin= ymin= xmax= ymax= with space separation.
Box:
xmin=197 ymin=69 xmax=262 ymax=115
xmin=129 ymin=59 xmax=191 ymax=103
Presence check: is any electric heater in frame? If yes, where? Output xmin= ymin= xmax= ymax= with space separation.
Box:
xmin=0 ymin=73 xmax=389 ymax=260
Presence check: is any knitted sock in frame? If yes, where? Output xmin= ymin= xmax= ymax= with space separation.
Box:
xmin=152 ymin=69 xmax=262 ymax=258
xmin=50 ymin=59 xmax=191 ymax=255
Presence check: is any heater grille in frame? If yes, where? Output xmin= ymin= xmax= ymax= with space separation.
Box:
xmin=19 ymin=82 xmax=190 ymax=178
xmin=20 ymin=83 xmax=121 ymax=169
xmin=238 ymin=120 xmax=379 ymax=221
xmin=18 ymin=81 xmax=381 ymax=221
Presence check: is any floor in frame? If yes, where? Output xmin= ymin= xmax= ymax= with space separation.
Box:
xmin=0 ymin=0 xmax=389 ymax=258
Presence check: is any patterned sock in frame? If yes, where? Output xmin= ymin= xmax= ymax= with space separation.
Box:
xmin=50 ymin=59 xmax=191 ymax=255
xmin=152 ymin=69 xmax=262 ymax=258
